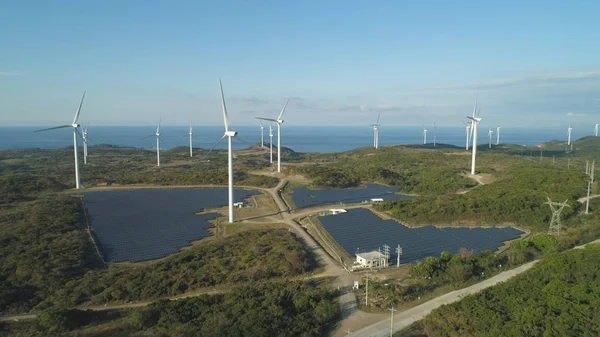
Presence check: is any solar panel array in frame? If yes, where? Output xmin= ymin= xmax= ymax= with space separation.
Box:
xmin=318 ymin=208 xmax=523 ymax=263
xmin=84 ymin=188 xmax=260 ymax=263
xmin=290 ymin=183 xmax=416 ymax=208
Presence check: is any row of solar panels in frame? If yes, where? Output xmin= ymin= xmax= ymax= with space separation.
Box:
xmin=84 ymin=188 xmax=260 ymax=263
xmin=318 ymin=208 xmax=523 ymax=263
xmin=291 ymin=183 xmax=416 ymax=208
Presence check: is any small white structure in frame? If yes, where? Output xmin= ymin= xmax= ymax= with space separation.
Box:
xmin=370 ymin=198 xmax=384 ymax=203
xmin=233 ymin=202 xmax=244 ymax=208
xmin=353 ymin=281 xmax=359 ymax=289
xmin=356 ymin=251 xmax=388 ymax=268
xmin=329 ymin=209 xmax=347 ymax=215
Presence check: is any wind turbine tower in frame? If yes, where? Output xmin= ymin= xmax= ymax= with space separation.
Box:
xmin=189 ymin=123 xmax=193 ymax=157
xmin=35 ymin=91 xmax=86 ymax=189
xmin=219 ymin=80 xmax=238 ymax=223
xmin=256 ymin=100 xmax=289 ymax=173
xmin=156 ymin=120 xmax=161 ymax=166
xmin=467 ymin=99 xmax=481 ymax=175
xmin=370 ymin=113 xmax=381 ymax=149
xmin=259 ymin=121 xmax=264 ymax=148
xmin=488 ymin=128 xmax=493 ymax=148
xmin=567 ymin=126 xmax=572 ymax=146
xmin=462 ymin=120 xmax=471 ymax=150
xmin=496 ymin=124 xmax=500 ymax=145
xmin=82 ymin=125 xmax=89 ymax=164
xmin=595 ymin=123 xmax=599 ymax=137
xmin=423 ymin=128 xmax=427 ymax=144
xmin=269 ymin=123 xmax=274 ymax=164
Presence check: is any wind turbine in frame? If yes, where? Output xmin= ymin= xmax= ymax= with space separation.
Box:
xmin=423 ymin=128 xmax=427 ymax=144
xmin=269 ymin=123 xmax=274 ymax=164
xmin=189 ymin=122 xmax=193 ymax=158
xmin=567 ymin=126 xmax=572 ymax=146
xmin=208 ymin=80 xmax=239 ymax=223
xmin=370 ymin=113 xmax=381 ymax=149
xmin=488 ymin=128 xmax=493 ymax=148
xmin=82 ymin=125 xmax=89 ymax=165
xmin=256 ymin=100 xmax=289 ymax=173
xmin=467 ymin=99 xmax=482 ymax=175
xmin=143 ymin=119 xmax=162 ymax=166
xmin=35 ymin=91 xmax=86 ymax=189
xmin=462 ymin=120 xmax=471 ymax=150
xmin=594 ymin=123 xmax=598 ymax=137
xmin=496 ymin=124 xmax=500 ymax=145
xmin=259 ymin=121 xmax=264 ymax=148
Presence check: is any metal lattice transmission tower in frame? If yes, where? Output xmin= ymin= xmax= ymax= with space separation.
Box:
xmin=546 ymin=197 xmax=570 ymax=235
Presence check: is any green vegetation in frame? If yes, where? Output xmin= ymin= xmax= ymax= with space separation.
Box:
xmin=1 ymin=281 xmax=339 ymax=337
xmin=46 ymin=229 xmax=314 ymax=308
xmin=0 ymin=195 xmax=101 ymax=314
xmin=293 ymin=146 xmax=477 ymax=194
xmin=376 ymin=166 xmax=587 ymax=231
xmin=412 ymin=244 xmax=600 ymax=337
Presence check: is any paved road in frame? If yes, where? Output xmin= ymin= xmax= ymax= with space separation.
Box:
xmin=350 ymin=238 xmax=600 ymax=337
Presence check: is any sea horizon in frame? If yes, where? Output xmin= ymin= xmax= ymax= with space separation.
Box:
xmin=0 ymin=125 xmax=589 ymax=153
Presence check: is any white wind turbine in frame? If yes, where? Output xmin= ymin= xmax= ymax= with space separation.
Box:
xmin=567 ymin=125 xmax=572 ymax=145
xmin=467 ymin=99 xmax=482 ymax=175
xmin=496 ymin=124 xmax=500 ymax=145
xmin=594 ymin=123 xmax=598 ymax=137
xmin=256 ymin=100 xmax=289 ymax=173
xmin=488 ymin=128 xmax=493 ymax=148
xmin=269 ymin=123 xmax=274 ymax=164
xmin=143 ymin=119 xmax=162 ymax=166
xmin=259 ymin=121 xmax=265 ymax=148
xmin=370 ymin=113 xmax=381 ymax=149
xmin=423 ymin=128 xmax=427 ymax=144
xmin=462 ymin=120 xmax=471 ymax=150
xmin=82 ymin=125 xmax=89 ymax=164
xmin=35 ymin=91 xmax=86 ymax=189
xmin=207 ymin=80 xmax=239 ymax=223
xmin=189 ymin=122 xmax=193 ymax=158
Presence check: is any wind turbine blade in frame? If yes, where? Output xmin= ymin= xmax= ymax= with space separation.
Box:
xmin=277 ymin=99 xmax=289 ymax=120
xmin=472 ymin=94 xmax=478 ymax=118
xmin=376 ymin=112 xmax=381 ymax=125
xmin=204 ymin=135 xmax=227 ymax=158
xmin=141 ymin=134 xmax=155 ymax=140
xmin=157 ymin=118 xmax=161 ymax=133
xmin=234 ymin=135 xmax=253 ymax=146
xmin=76 ymin=128 xmax=85 ymax=141
xmin=220 ymin=79 xmax=229 ymax=131
xmin=34 ymin=125 xmax=72 ymax=132
xmin=255 ymin=117 xmax=278 ymax=123
xmin=72 ymin=91 xmax=86 ymax=125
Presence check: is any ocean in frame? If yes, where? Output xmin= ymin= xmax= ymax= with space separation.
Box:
xmin=0 ymin=126 xmax=580 ymax=153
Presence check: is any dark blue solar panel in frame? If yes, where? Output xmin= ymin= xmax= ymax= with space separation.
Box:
xmin=290 ymin=183 xmax=416 ymax=208
xmin=318 ymin=208 xmax=523 ymax=263
xmin=84 ymin=188 xmax=260 ymax=263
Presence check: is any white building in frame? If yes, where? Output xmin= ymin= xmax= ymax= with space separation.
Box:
xmin=355 ymin=251 xmax=388 ymax=268
xmin=329 ymin=209 xmax=347 ymax=215
xmin=370 ymin=198 xmax=384 ymax=203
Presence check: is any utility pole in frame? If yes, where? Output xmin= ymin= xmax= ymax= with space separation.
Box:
xmin=388 ymin=306 xmax=397 ymax=337
xmin=586 ymin=181 xmax=591 ymax=214
xmin=591 ymin=161 xmax=595 ymax=183
xmin=365 ymin=273 xmax=369 ymax=306
xmin=396 ymin=245 xmax=402 ymax=268
xmin=383 ymin=244 xmax=390 ymax=268
xmin=586 ymin=161 xmax=589 ymax=175
xmin=546 ymin=197 xmax=570 ymax=236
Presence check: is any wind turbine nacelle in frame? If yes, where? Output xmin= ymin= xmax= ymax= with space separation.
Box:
xmin=277 ymin=119 xmax=284 ymax=124
xmin=225 ymin=131 xmax=237 ymax=137
xmin=72 ymin=124 xmax=80 ymax=128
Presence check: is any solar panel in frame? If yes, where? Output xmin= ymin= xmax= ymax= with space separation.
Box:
xmin=84 ymin=188 xmax=260 ymax=263
xmin=317 ymin=208 xmax=524 ymax=263
xmin=290 ymin=183 xmax=416 ymax=208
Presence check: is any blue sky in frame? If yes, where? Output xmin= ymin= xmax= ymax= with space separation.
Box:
xmin=1 ymin=0 xmax=600 ymax=128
